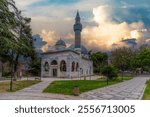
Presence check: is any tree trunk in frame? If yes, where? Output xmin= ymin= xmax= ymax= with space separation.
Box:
xmin=122 ymin=70 xmax=124 ymax=81
xmin=10 ymin=62 xmax=14 ymax=92
xmin=14 ymin=54 xmax=20 ymax=79
xmin=10 ymin=51 xmax=15 ymax=91
xmin=2 ymin=63 xmax=4 ymax=77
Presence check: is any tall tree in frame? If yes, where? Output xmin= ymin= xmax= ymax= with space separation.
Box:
xmin=111 ymin=47 xmax=134 ymax=80
xmin=0 ymin=0 xmax=17 ymax=77
xmin=132 ymin=48 xmax=150 ymax=73
xmin=0 ymin=0 xmax=35 ymax=91
xmin=0 ymin=0 xmax=34 ymax=80
xmin=91 ymin=52 xmax=108 ymax=73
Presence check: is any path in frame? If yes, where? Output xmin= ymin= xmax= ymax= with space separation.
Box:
xmin=0 ymin=76 xmax=149 ymax=100
xmin=80 ymin=76 xmax=150 ymax=100
xmin=0 ymin=78 xmax=80 ymax=100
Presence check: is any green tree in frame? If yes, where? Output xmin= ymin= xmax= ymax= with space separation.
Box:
xmin=0 ymin=0 xmax=17 ymax=77
xmin=91 ymin=52 xmax=108 ymax=73
xmin=0 ymin=0 xmax=34 ymax=91
xmin=10 ymin=0 xmax=34 ymax=78
xmin=132 ymin=48 xmax=150 ymax=73
xmin=29 ymin=58 xmax=41 ymax=76
xmin=101 ymin=65 xmax=118 ymax=84
xmin=111 ymin=47 xmax=133 ymax=80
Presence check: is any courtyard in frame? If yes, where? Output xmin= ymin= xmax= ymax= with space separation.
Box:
xmin=0 ymin=75 xmax=149 ymax=100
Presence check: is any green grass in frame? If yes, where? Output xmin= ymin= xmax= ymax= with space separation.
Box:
xmin=142 ymin=79 xmax=150 ymax=100
xmin=43 ymin=77 xmax=132 ymax=95
xmin=0 ymin=80 xmax=41 ymax=92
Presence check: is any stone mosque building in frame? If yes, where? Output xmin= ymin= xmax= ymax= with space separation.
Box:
xmin=41 ymin=11 xmax=93 ymax=78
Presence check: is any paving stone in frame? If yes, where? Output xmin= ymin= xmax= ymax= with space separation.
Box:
xmin=0 ymin=76 xmax=149 ymax=100
xmin=80 ymin=76 xmax=150 ymax=100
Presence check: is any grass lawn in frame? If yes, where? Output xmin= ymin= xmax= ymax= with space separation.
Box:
xmin=0 ymin=80 xmax=41 ymax=93
xmin=43 ymin=76 xmax=132 ymax=95
xmin=142 ymin=79 xmax=150 ymax=100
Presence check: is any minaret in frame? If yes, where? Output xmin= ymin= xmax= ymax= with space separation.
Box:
xmin=74 ymin=10 xmax=82 ymax=52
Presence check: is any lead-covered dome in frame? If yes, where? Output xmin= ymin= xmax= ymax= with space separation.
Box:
xmin=55 ymin=39 xmax=66 ymax=47
xmin=55 ymin=39 xmax=66 ymax=50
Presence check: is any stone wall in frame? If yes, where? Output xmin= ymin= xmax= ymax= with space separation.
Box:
xmin=41 ymin=51 xmax=93 ymax=78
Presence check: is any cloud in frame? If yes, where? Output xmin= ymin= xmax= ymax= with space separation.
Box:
xmin=38 ymin=5 xmax=150 ymax=52
xmin=14 ymin=0 xmax=150 ymax=52
xmin=15 ymin=0 xmax=43 ymax=9
xmin=82 ymin=5 xmax=145 ymax=51
xmin=40 ymin=30 xmax=56 ymax=52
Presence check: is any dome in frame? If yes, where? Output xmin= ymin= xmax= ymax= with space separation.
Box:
xmin=68 ymin=44 xmax=88 ymax=55
xmin=55 ymin=39 xmax=66 ymax=50
xmin=55 ymin=39 xmax=66 ymax=47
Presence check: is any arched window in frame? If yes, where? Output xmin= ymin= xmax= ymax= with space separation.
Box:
xmin=51 ymin=60 xmax=57 ymax=65
xmin=72 ymin=62 xmax=75 ymax=72
xmin=76 ymin=62 xmax=79 ymax=71
xmin=60 ymin=60 xmax=66 ymax=72
xmin=44 ymin=62 xmax=49 ymax=72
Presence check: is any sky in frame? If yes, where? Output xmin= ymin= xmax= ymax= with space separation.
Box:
xmin=14 ymin=0 xmax=150 ymax=51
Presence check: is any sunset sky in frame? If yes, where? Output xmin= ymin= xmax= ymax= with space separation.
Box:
xmin=14 ymin=0 xmax=150 ymax=51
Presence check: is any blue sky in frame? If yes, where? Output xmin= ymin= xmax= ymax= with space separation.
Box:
xmin=14 ymin=0 xmax=150 ymax=51
xmin=15 ymin=0 xmax=150 ymax=29
xmin=28 ymin=0 xmax=80 ymax=7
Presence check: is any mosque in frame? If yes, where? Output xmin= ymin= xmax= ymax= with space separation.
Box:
xmin=41 ymin=11 xmax=93 ymax=78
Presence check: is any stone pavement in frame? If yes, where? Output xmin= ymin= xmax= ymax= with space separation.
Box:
xmin=0 ymin=76 xmax=100 ymax=100
xmin=0 ymin=78 xmax=81 ymax=100
xmin=80 ymin=76 xmax=150 ymax=100
xmin=0 ymin=76 xmax=149 ymax=100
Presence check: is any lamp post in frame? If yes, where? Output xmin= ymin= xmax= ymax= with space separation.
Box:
xmin=10 ymin=62 xmax=14 ymax=92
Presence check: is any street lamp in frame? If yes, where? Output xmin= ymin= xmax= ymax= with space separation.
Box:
xmin=10 ymin=63 xmax=14 ymax=92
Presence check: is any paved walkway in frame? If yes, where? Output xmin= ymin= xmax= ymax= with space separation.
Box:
xmin=80 ymin=76 xmax=150 ymax=100
xmin=0 ymin=78 xmax=81 ymax=100
xmin=0 ymin=76 xmax=149 ymax=100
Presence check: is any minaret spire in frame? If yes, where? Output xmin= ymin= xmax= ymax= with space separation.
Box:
xmin=74 ymin=10 xmax=82 ymax=51
xmin=75 ymin=10 xmax=80 ymax=24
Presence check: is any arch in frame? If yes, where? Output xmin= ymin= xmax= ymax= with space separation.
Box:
xmin=44 ymin=61 xmax=49 ymax=72
xmin=51 ymin=60 xmax=58 ymax=65
xmin=72 ymin=61 xmax=75 ymax=72
xmin=60 ymin=60 xmax=67 ymax=72
xmin=76 ymin=62 xmax=79 ymax=71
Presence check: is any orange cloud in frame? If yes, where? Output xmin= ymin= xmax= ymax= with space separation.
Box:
xmin=82 ymin=6 xmax=145 ymax=51
xmin=40 ymin=30 xmax=56 ymax=52
xmin=39 ymin=6 xmax=148 ymax=52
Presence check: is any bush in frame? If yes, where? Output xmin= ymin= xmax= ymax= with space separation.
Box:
xmin=101 ymin=65 xmax=118 ymax=80
xmin=29 ymin=59 xmax=41 ymax=76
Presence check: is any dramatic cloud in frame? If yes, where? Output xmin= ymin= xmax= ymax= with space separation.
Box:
xmin=82 ymin=6 xmax=145 ymax=51
xmin=40 ymin=30 xmax=56 ymax=52
xmin=38 ymin=5 xmax=149 ymax=52
xmin=14 ymin=0 xmax=150 ymax=51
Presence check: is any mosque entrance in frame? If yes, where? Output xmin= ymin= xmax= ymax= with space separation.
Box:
xmin=52 ymin=69 xmax=57 ymax=77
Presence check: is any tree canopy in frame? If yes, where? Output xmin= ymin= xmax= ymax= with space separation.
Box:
xmin=90 ymin=51 xmax=108 ymax=73
xmin=0 ymin=0 xmax=34 ymax=78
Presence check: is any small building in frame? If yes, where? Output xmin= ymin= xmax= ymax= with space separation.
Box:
xmin=41 ymin=11 xmax=93 ymax=78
